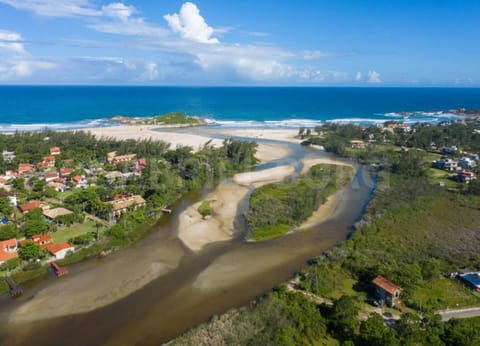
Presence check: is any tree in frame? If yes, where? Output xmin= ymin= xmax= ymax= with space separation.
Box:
xmin=19 ymin=241 xmax=42 ymax=260
xmin=0 ymin=257 xmax=20 ymax=271
xmin=0 ymin=197 xmax=14 ymax=216
xmin=330 ymin=295 xmax=360 ymax=339
xmin=24 ymin=208 xmax=48 ymax=237
xmin=0 ymin=224 xmax=18 ymax=240
xmin=358 ymin=313 xmax=399 ymax=346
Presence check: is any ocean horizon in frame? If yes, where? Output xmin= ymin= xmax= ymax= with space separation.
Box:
xmin=1 ymin=86 xmax=480 ymax=132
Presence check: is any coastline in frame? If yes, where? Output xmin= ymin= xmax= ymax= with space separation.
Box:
xmin=2 ymin=125 xmax=352 ymax=327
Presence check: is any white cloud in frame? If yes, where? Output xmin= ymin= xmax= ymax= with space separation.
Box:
xmin=0 ymin=29 xmax=25 ymax=54
xmin=367 ymin=70 xmax=381 ymax=83
xmin=355 ymin=71 xmax=362 ymax=81
xmin=164 ymin=2 xmax=219 ymax=44
xmin=101 ymin=3 xmax=135 ymax=22
xmin=299 ymin=50 xmax=331 ymax=60
xmin=0 ymin=0 xmax=100 ymax=17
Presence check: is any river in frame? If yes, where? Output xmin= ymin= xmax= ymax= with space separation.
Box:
xmin=0 ymin=140 xmax=375 ymax=346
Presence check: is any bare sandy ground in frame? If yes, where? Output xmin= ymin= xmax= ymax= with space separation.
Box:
xmin=203 ymin=128 xmax=300 ymax=143
xmin=233 ymin=165 xmax=295 ymax=186
xmin=84 ymin=125 xmax=291 ymax=163
xmin=178 ymin=183 xmax=250 ymax=252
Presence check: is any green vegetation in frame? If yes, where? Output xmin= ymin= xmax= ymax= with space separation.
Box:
xmin=154 ymin=112 xmax=201 ymax=125
xmin=52 ymin=220 xmax=104 ymax=243
xmin=411 ymin=277 xmax=480 ymax=311
xmin=171 ymin=288 xmax=329 ymax=346
xmin=247 ymin=164 xmax=354 ymax=241
xmin=197 ymin=200 xmax=212 ymax=219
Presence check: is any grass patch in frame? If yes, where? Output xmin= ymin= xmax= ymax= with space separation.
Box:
xmin=410 ymin=277 xmax=480 ymax=311
xmin=246 ymin=224 xmax=290 ymax=242
xmin=154 ymin=112 xmax=200 ymax=125
xmin=197 ymin=200 xmax=212 ymax=219
xmin=52 ymin=220 xmax=105 ymax=243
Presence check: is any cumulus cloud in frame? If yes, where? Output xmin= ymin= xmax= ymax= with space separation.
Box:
xmin=367 ymin=70 xmax=381 ymax=83
xmin=0 ymin=1 xmax=350 ymax=84
xmin=164 ymin=2 xmax=219 ymax=44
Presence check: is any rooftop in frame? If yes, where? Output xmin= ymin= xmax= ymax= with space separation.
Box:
xmin=372 ymin=275 xmax=401 ymax=295
xmin=42 ymin=207 xmax=73 ymax=219
xmin=44 ymin=242 xmax=73 ymax=254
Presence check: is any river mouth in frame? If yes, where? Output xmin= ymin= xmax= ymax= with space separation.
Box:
xmin=0 ymin=138 xmax=375 ymax=346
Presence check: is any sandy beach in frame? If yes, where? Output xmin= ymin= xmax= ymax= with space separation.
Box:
xmin=85 ymin=125 xmax=292 ymax=163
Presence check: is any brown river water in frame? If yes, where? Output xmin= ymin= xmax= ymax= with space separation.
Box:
xmin=0 ymin=142 xmax=375 ymax=346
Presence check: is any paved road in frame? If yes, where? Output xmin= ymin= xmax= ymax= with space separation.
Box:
xmin=440 ymin=307 xmax=480 ymax=321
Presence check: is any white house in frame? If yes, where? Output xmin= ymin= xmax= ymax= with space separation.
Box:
xmin=459 ymin=157 xmax=477 ymax=169
xmin=45 ymin=243 xmax=74 ymax=260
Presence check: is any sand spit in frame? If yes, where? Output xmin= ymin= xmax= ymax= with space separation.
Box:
xmin=233 ymin=165 xmax=295 ymax=186
xmin=178 ymin=183 xmax=250 ymax=252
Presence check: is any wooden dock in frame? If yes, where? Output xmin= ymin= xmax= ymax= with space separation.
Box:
xmin=5 ymin=277 xmax=24 ymax=297
xmin=51 ymin=261 xmax=69 ymax=277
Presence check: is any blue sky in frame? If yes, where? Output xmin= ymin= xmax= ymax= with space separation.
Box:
xmin=0 ymin=0 xmax=479 ymax=86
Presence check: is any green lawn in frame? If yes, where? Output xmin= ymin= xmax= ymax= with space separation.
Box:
xmin=52 ymin=220 xmax=104 ymax=243
xmin=427 ymin=168 xmax=461 ymax=188
xmin=411 ymin=277 xmax=480 ymax=311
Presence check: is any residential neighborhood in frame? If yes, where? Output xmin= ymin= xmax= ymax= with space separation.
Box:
xmin=0 ymin=143 xmax=151 ymax=282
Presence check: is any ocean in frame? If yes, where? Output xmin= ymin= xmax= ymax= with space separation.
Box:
xmin=1 ymin=86 xmax=480 ymax=132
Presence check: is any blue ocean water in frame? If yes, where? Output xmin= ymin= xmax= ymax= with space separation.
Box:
xmin=1 ymin=86 xmax=480 ymax=131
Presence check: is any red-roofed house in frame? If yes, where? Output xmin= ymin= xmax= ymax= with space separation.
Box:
xmin=372 ymin=275 xmax=401 ymax=307
xmin=39 ymin=155 xmax=56 ymax=169
xmin=18 ymin=163 xmax=35 ymax=175
xmin=18 ymin=200 xmax=45 ymax=214
xmin=50 ymin=147 xmax=61 ymax=156
xmin=32 ymin=233 xmax=53 ymax=247
xmin=71 ymin=175 xmax=88 ymax=188
xmin=60 ymin=167 xmax=73 ymax=178
xmin=0 ymin=239 xmax=19 ymax=265
xmin=44 ymin=243 xmax=74 ymax=260
xmin=44 ymin=172 xmax=59 ymax=183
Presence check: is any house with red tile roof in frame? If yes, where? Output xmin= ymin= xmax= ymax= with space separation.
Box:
xmin=71 ymin=175 xmax=88 ymax=188
xmin=372 ymin=275 xmax=401 ymax=307
xmin=32 ymin=233 xmax=53 ymax=247
xmin=0 ymin=239 xmax=19 ymax=265
xmin=50 ymin=147 xmax=61 ymax=156
xmin=18 ymin=163 xmax=35 ymax=175
xmin=44 ymin=172 xmax=59 ymax=183
xmin=18 ymin=200 xmax=46 ymax=214
xmin=59 ymin=167 xmax=73 ymax=178
xmin=44 ymin=243 xmax=74 ymax=260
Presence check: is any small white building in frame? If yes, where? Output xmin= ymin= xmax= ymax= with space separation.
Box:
xmin=45 ymin=243 xmax=74 ymax=260
xmin=459 ymin=157 xmax=477 ymax=169
xmin=2 ymin=150 xmax=16 ymax=161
